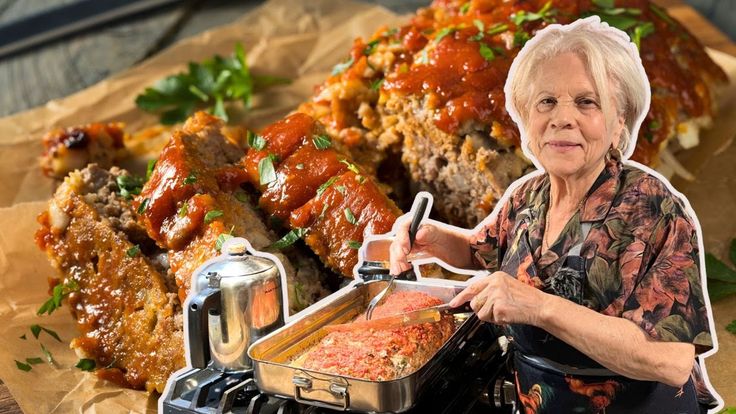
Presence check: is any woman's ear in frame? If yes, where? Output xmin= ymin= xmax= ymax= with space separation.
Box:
xmin=611 ymin=115 xmax=625 ymax=150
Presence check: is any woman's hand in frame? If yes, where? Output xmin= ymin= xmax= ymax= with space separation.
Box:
xmin=388 ymin=216 xmax=473 ymax=274
xmin=449 ymin=271 xmax=549 ymax=326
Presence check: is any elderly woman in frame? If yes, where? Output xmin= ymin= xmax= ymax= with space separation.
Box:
xmin=389 ymin=16 xmax=718 ymax=414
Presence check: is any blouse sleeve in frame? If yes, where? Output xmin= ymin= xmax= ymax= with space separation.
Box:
xmin=469 ymin=196 xmax=512 ymax=271
xmin=621 ymin=204 xmax=713 ymax=354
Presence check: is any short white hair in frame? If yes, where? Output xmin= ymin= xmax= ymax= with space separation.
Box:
xmin=504 ymin=16 xmax=650 ymax=162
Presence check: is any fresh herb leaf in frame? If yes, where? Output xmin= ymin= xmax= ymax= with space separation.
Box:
xmin=270 ymin=228 xmax=308 ymax=250
xmin=513 ymin=30 xmax=531 ymax=48
xmin=487 ymin=23 xmax=509 ymax=36
xmin=727 ymin=320 xmax=736 ymax=336
xmin=370 ymin=78 xmax=384 ymax=91
xmin=178 ymin=202 xmax=189 ymax=217
xmin=15 ymin=360 xmax=31 ymax=372
xmin=37 ymin=279 xmax=79 ymax=316
xmin=313 ymin=134 xmax=332 ymax=150
xmin=649 ymin=3 xmax=676 ymax=26
xmin=335 ymin=185 xmax=346 ymax=195
xmin=355 ymin=174 xmax=366 ymax=184
xmin=348 ymin=240 xmax=362 ymax=249
xmin=708 ymin=279 xmax=736 ymax=302
xmin=19 ymin=334 xmax=26 ymax=340
xmin=478 ymin=43 xmax=496 ymax=61
xmin=459 ymin=2 xmax=471 ymax=15
xmin=126 ymin=245 xmax=140 ymax=258
xmin=649 ymin=120 xmax=661 ymax=131
xmin=592 ymin=0 xmax=614 ymax=8
xmin=416 ymin=49 xmax=429 ymax=64
xmin=258 ymin=156 xmax=277 ymax=185
xmin=340 ymin=159 xmax=360 ymax=175
xmin=41 ymin=343 xmax=55 ymax=365
xmin=473 ymin=19 xmax=485 ymax=33
xmin=316 ymin=176 xmax=339 ymax=197
xmin=137 ymin=198 xmax=149 ymax=215
xmin=30 ymin=325 xmax=62 ymax=342
xmin=434 ymin=27 xmax=456 ymax=44
xmin=247 ymin=131 xmax=267 ymax=151
xmin=215 ymin=231 xmax=234 ymax=253
xmin=332 ymin=57 xmax=355 ymax=76
xmin=705 ymin=252 xmax=736 ymax=283
xmin=364 ymin=39 xmax=380 ymax=55
xmin=30 ymin=325 xmax=41 ymax=339
xmin=344 ymin=208 xmax=358 ymax=225
xmin=511 ymin=1 xmax=556 ymax=26
xmin=135 ymin=43 xmax=290 ymax=125
xmin=146 ymin=159 xmax=157 ymax=181
xmin=116 ymin=174 xmax=144 ymax=199
xmin=204 ymin=210 xmax=224 ymax=223
xmin=631 ymin=21 xmax=655 ymax=49
xmin=76 ymin=358 xmax=96 ymax=372
xmin=183 ymin=172 xmax=197 ymax=185
xmin=26 ymin=357 xmax=44 ymax=365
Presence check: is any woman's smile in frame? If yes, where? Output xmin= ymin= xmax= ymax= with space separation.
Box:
xmin=545 ymin=140 xmax=582 ymax=153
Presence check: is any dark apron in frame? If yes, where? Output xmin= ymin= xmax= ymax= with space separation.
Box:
xmin=501 ymin=217 xmax=704 ymax=414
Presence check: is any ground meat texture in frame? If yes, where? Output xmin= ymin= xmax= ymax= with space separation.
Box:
xmin=39 ymin=123 xmax=127 ymax=180
xmin=301 ymin=291 xmax=455 ymax=380
xmin=34 ymin=167 xmax=184 ymax=393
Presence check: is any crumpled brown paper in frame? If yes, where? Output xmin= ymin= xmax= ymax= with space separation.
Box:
xmin=0 ymin=0 xmax=734 ymax=412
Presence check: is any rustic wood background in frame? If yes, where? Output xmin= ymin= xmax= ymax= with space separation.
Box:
xmin=0 ymin=0 xmax=733 ymax=412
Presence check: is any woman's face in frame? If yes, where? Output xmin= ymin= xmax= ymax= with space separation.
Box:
xmin=526 ymin=52 xmax=624 ymax=179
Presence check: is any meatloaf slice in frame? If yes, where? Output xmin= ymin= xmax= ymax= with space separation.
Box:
xmin=35 ymin=165 xmax=184 ymax=393
xmin=300 ymin=290 xmax=455 ymax=380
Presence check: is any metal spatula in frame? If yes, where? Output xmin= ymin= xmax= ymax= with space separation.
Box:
xmin=365 ymin=196 xmax=429 ymax=320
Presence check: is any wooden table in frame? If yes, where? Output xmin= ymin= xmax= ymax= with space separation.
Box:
xmin=0 ymin=0 xmax=733 ymax=412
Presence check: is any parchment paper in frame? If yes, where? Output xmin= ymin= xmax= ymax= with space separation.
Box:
xmin=0 ymin=0 xmax=734 ymax=412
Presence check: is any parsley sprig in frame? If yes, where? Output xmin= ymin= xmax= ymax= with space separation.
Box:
xmin=136 ymin=43 xmax=290 ymax=124
xmin=37 ymin=279 xmax=79 ymax=316
xmin=705 ymin=238 xmax=736 ymax=301
xmin=585 ymin=0 xmax=656 ymax=49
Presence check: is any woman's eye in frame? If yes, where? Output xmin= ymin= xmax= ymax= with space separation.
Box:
xmin=536 ymin=98 xmax=556 ymax=112
xmin=577 ymin=98 xmax=599 ymax=109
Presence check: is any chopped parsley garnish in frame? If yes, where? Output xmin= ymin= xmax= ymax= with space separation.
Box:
xmin=335 ymin=185 xmax=346 ymax=195
xmin=586 ymin=0 xmax=655 ymax=49
xmin=19 ymin=334 xmax=26 ymax=340
xmin=215 ymin=226 xmax=235 ymax=252
xmin=26 ymin=357 xmax=44 ymax=365
xmin=247 ymin=131 xmax=267 ymax=151
xmin=706 ymin=238 xmax=736 ymax=301
xmin=204 ymin=210 xmax=224 ymax=223
xmin=41 ymin=343 xmax=55 ymax=365
xmin=332 ymin=56 xmax=355 ymax=76
xmin=146 ymin=159 xmax=157 ymax=181
xmin=347 ymin=240 xmax=362 ymax=249
xmin=76 ymin=358 xmax=96 ymax=372
xmin=137 ymin=197 xmax=149 ymax=215
xmin=416 ymin=49 xmax=430 ymax=64
xmin=434 ymin=27 xmax=456 ymax=44
xmin=649 ymin=119 xmax=661 ymax=131
xmin=126 ymin=245 xmax=141 ymax=258
xmin=487 ymin=23 xmax=509 ymax=36
xmin=270 ymin=228 xmax=308 ymax=250
xmin=178 ymin=202 xmax=189 ymax=217
xmin=313 ymin=134 xmax=332 ymax=150
xmin=37 ymin=279 xmax=79 ymax=316
xmin=116 ymin=174 xmax=144 ymax=200
xmin=513 ymin=30 xmax=531 ymax=48
xmin=649 ymin=3 xmax=676 ymax=26
xmin=364 ymin=39 xmax=380 ymax=55
xmin=15 ymin=360 xmax=31 ymax=372
xmin=340 ymin=159 xmax=360 ymax=174
xmin=370 ymin=78 xmax=384 ymax=91
xmin=355 ymin=175 xmax=366 ymax=184
xmin=727 ymin=320 xmax=736 ymax=336
xmin=317 ymin=176 xmax=339 ymax=197
xmin=459 ymin=2 xmax=471 ymax=15
xmin=344 ymin=208 xmax=358 ymax=225
xmin=631 ymin=21 xmax=654 ymax=49
xmin=135 ymin=43 xmax=290 ymax=124
xmin=511 ymin=1 xmax=557 ymax=26
xmin=258 ymin=156 xmax=277 ymax=185
xmin=30 ymin=324 xmax=61 ymax=342
xmin=183 ymin=172 xmax=197 ymax=185
xmin=478 ymin=43 xmax=496 ymax=61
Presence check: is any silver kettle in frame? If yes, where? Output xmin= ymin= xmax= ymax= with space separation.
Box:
xmin=186 ymin=237 xmax=286 ymax=372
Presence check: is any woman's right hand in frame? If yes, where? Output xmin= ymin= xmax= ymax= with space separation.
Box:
xmin=388 ymin=216 xmax=473 ymax=274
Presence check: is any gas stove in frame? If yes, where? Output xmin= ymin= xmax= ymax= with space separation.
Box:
xmin=161 ymin=323 xmax=515 ymax=414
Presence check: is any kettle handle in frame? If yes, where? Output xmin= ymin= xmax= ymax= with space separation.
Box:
xmin=188 ymin=287 xmax=221 ymax=368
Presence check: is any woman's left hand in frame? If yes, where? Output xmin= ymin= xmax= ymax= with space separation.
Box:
xmin=449 ymin=271 xmax=549 ymax=326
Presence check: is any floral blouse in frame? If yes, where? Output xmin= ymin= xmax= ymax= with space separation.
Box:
xmin=469 ymin=154 xmax=713 ymax=353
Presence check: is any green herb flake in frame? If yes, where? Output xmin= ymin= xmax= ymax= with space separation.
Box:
xmin=511 ymin=1 xmax=556 ymax=26
xmin=41 ymin=343 xmax=55 ymax=365
xmin=126 ymin=245 xmax=141 ymax=258
xmin=340 ymin=159 xmax=360 ymax=174
xmin=178 ymin=202 xmax=189 ymax=217
xmin=215 ymin=232 xmax=234 ymax=252
xmin=37 ymin=279 xmax=79 ymax=316
xmin=348 ymin=240 xmax=362 ymax=249
xmin=727 ymin=320 xmax=736 ymax=336
xmin=416 ymin=49 xmax=429 ymax=65
xmin=30 ymin=324 xmax=41 ymax=339
xmin=370 ymin=78 xmax=384 ymax=91
xmin=513 ymin=30 xmax=531 ymax=48
xmin=137 ymin=198 xmax=149 ymax=215
xmin=247 ymin=131 xmax=267 ymax=151
xmin=15 ymin=360 xmax=31 ymax=372
xmin=146 ymin=159 xmax=157 ymax=181
xmin=76 ymin=358 xmax=96 ymax=372
xmin=356 ymin=175 xmax=366 ymax=184
xmin=204 ymin=210 xmax=224 ymax=223
xmin=116 ymin=174 xmax=144 ymax=200
xmin=486 ymin=23 xmax=509 ymax=36
xmin=459 ymin=2 xmax=471 ymax=15
xmin=258 ymin=156 xmax=277 ymax=186
xmin=41 ymin=326 xmax=61 ymax=342
xmin=335 ymin=185 xmax=346 ymax=195
xmin=313 ymin=134 xmax=332 ymax=150
xmin=649 ymin=3 xmax=676 ymax=26
xmin=26 ymin=357 xmax=44 ymax=365
xmin=434 ymin=27 xmax=456 ymax=44
xmin=316 ymin=176 xmax=339 ymax=197
xmin=478 ymin=43 xmax=496 ymax=61
xmin=473 ymin=19 xmax=485 ymax=33
xmin=706 ymin=238 xmax=736 ymax=302
xmin=332 ymin=57 xmax=355 ymax=76
xmin=183 ymin=172 xmax=197 ymax=185
xmin=295 ymin=163 xmax=305 ymax=170
xmin=364 ymin=39 xmax=380 ymax=55
xmin=19 ymin=334 xmax=26 ymax=340
xmin=344 ymin=208 xmax=358 ymax=225
xmin=649 ymin=120 xmax=661 ymax=131
xmin=270 ymin=228 xmax=308 ymax=250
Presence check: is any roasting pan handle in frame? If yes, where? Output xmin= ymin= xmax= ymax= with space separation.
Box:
xmin=293 ymin=371 xmax=350 ymax=410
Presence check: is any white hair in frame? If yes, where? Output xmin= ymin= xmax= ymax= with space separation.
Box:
xmin=504 ymin=15 xmax=651 ymax=163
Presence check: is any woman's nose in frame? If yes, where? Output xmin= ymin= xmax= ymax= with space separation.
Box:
xmin=550 ymin=103 xmax=575 ymax=129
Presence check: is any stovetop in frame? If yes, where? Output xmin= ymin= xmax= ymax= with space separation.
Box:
xmin=161 ymin=324 xmax=514 ymax=414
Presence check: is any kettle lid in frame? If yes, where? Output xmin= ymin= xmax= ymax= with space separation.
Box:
xmin=198 ymin=238 xmax=275 ymax=278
